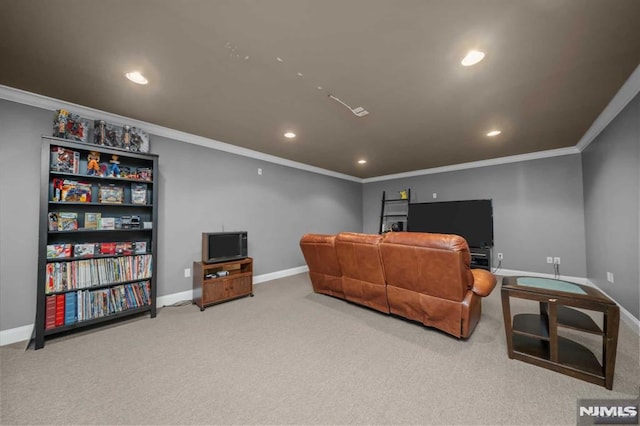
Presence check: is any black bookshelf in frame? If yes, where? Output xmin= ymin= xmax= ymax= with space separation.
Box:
xmin=34 ymin=136 xmax=159 ymax=349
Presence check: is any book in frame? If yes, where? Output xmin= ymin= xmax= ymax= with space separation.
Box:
xmin=131 ymin=183 xmax=147 ymax=205
xmin=48 ymin=212 xmax=59 ymax=231
xmin=99 ymin=242 xmax=116 ymax=255
xmin=134 ymin=241 xmax=147 ymax=254
xmin=58 ymin=212 xmax=78 ymax=230
xmin=98 ymin=184 xmax=124 ymax=204
xmin=47 ymin=243 xmax=72 ymax=259
xmin=64 ymin=293 xmax=77 ymax=325
xmin=100 ymin=217 xmax=115 ymax=230
xmin=55 ymin=294 xmax=65 ymax=327
xmin=60 ymin=180 xmax=91 ymax=203
xmin=74 ymin=243 xmax=97 ymax=257
xmin=84 ymin=213 xmax=101 ymax=229
xmin=45 ymin=295 xmax=57 ymax=330
xmin=115 ymin=242 xmax=134 ymax=255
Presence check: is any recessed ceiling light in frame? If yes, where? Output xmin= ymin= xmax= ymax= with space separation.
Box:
xmin=125 ymin=71 xmax=148 ymax=85
xmin=461 ymin=50 xmax=485 ymax=66
xmin=486 ymin=130 xmax=502 ymax=137
xmin=284 ymin=132 xmax=296 ymax=139
xmin=358 ymin=159 xmax=367 ymax=164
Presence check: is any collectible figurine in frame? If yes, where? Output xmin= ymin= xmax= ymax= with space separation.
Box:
xmin=55 ymin=109 xmax=69 ymax=138
xmin=109 ymin=154 xmax=121 ymax=177
xmin=87 ymin=151 xmax=101 ymax=175
xmin=122 ymin=125 xmax=131 ymax=150
xmin=96 ymin=120 xmax=106 ymax=145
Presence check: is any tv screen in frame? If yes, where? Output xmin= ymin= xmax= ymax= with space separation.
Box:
xmin=202 ymin=231 xmax=248 ymax=264
xmin=407 ymin=200 xmax=493 ymax=248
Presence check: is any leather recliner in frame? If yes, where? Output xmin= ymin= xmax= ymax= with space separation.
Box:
xmin=379 ymin=232 xmax=496 ymax=337
xmin=299 ymin=234 xmax=344 ymax=298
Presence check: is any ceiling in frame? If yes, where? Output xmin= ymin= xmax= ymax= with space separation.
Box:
xmin=1 ymin=1 xmax=639 ymax=178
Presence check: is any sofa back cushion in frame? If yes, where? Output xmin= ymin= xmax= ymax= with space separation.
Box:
xmin=335 ymin=232 xmax=388 ymax=313
xmin=299 ymin=234 xmax=343 ymax=297
xmin=380 ymin=232 xmax=473 ymax=302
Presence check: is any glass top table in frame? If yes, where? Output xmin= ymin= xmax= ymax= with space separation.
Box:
xmin=514 ymin=277 xmax=587 ymax=294
xmin=501 ymin=276 xmax=619 ymax=389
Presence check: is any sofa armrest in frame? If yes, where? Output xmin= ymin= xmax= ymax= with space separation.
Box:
xmin=471 ymin=269 xmax=497 ymax=297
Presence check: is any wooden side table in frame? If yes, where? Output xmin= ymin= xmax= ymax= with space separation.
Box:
xmin=501 ymin=276 xmax=619 ymax=389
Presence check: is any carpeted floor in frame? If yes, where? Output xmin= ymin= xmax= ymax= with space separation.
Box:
xmin=1 ymin=273 xmax=638 ymax=425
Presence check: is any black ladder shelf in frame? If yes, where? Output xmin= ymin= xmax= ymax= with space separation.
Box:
xmin=379 ymin=189 xmax=411 ymax=234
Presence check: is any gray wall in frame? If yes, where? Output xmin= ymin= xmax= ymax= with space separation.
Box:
xmin=0 ymin=99 xmax=362 ymax=331
xmin=363 ymin=154 xmax=587 ymax=277
xmin=582 ymin=93 xmax=640 ymax=318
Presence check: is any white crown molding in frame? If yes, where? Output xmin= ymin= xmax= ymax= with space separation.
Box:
xmin=2 ymin=61 xmax=638 ymax=185
xmin=362 ymin=147 xmax=580 ymax=183
xmin=576 ymin=63 xmax=640 ymax=152
xmin=0 ymin=85 xmax=362 ymax=183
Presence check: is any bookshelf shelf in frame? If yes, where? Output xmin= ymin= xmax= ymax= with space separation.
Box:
xmin=43 ymin=305 xmax=152 ymax=335
xmin=34 ymin=136 xmax=159 ymax=349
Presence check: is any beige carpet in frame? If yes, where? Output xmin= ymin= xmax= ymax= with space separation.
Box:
xmin=1 ymin=273 xmax=638 ymax=425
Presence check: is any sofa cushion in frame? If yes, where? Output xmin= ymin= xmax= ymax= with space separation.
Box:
xmin=380 ymin=232 xmax=473 ymax=302
xmin=335 ymin=232 xmax=389 ymax=313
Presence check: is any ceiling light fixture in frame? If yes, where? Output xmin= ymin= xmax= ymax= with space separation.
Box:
xmin=358 ymin=159 xmax=367 ymax=164
xmin=461 ymin=50 xmax=485 ymax=66
xmin=125 ymin=71 xmax=148 ymax=85
xmin=284 ymin=132 xmax=296 ymax=139
xmin=486 ymin=130 xmax=502 ymax=137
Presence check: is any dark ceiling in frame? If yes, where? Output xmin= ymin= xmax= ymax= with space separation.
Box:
xmin=1 ymin=0 xmax=639 ymax=178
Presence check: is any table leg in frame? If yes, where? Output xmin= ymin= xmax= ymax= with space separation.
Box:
xmin=501 ymin=288 xmax=514 ymax=358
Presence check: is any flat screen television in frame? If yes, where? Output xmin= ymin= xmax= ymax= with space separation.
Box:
xmin=202 ymin=231 xmax=248 ymax=264
xmin=408 ymin=199 xmax=493 ymax=248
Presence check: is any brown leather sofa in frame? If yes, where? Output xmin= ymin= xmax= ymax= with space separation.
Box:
xmin=299 ymin=231 xmax=497 ymax=338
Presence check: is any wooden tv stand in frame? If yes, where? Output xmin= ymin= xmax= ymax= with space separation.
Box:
xmin=193 ymin=258 xmax=253 ymax=311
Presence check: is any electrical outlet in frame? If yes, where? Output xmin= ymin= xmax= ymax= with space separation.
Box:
xmin=607 ymin=272 xmax=614 ymax=283
xmin=184 ymin=268 xmax=191 ymax=278
xmin=554 ymin=257 xmax=561 ymax=265
xmin=258 ymin=168 xmax=262 ymax=175
xmin=546 ymin=257 xmax=553 ymax=264
xmin=497 ymin=253 xmax=504 ymax=260
xmin=432 ymin=193 xmax=437 ymax=199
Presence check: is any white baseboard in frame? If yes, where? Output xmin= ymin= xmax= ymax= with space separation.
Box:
xmin=0 ymin=324 xmax=34 ymax=347
xmin=253 ymin=265 xmax=309 ymax=284
xmin=0 ymin=265 xmax=311 ymax=346
xmin=585 ymin=279 xmax=640 ymax=335
xmin=157 ymin=290 xmax=194 ymax=307
xmin=498 ymin=268 xmax=640 ymax=334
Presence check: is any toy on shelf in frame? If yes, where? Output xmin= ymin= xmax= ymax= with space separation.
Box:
xmin=122 ymin=125 xmax=131 ymax=150
xmin=108 ymin=155 xmax=121 ymax=177
xmin=87 ymin=151 xmax=101 ymax=176
xmin=53 ymin=109 xmax=89 ymax=142
xmin=95 ymin=120 xmax=106 ymax=145
xmin=54 ymin=110 xmax=68 ymax=138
